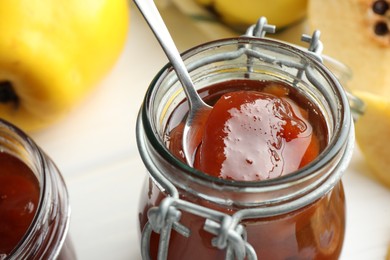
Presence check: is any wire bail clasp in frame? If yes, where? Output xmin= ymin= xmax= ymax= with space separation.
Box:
xmin=301 ymin=30 xmax=324 ymax=62
xmin=245 ymin=17 xmax=276 ymax=38
xmin=141 ymin=197 xmax=190 ymax=260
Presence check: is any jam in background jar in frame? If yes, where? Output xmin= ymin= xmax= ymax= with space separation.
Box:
xmin=0 ymin=120 xmax=76 ymax=260
xmin=0 ymin=152 xmax=40 ymax=256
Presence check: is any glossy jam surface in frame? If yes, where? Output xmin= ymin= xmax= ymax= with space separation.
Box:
xmin=165 ymin=79 xmax=327 ymax=180
xmin=0 ymin=152 xmax=40 ymax=256
xmin=194 ymin=86 xmax=320 ymax=181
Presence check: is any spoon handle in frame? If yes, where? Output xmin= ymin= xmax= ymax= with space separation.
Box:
xmin=133 ymin=0 xmax=204 ymax=108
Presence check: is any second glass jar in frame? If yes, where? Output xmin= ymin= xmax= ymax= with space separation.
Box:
xmin=0 ymin=120 xmax=76 ymax=260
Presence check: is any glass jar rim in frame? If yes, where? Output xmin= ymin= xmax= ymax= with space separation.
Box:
xmin=141 ymin=36 xmax=352 ymax=189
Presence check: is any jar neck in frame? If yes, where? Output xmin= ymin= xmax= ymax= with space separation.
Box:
xmin=0 ymin=120 xmax=70 ymax=259
xmin=137 ymin=37 xmax=354 ymax=211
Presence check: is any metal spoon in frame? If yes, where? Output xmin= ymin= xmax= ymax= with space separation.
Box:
xmin=133 ymin=0 xmax=212 ymax=165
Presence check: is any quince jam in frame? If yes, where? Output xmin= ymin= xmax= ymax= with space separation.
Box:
xmin=0 ymin=151 xmax=40 ymax=257
xmin=165 ymin=79 xmax=327 ymax=179
xmin=139 ymin=79 xmax=345 ymax=260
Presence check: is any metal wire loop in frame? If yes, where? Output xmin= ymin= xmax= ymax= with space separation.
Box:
xmin=147 ymin=197 xmax=181 ymax=232
xmin=204 ymin=217 xmax=256 ymax=260
xmin=301 ymin=30 xmax=324 ymax=62
xmin=244 ymin=17 xmax=276 ymax=38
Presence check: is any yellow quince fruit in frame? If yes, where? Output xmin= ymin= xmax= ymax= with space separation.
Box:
xmin=308 ymin=0 xmax=390 ymax=97
xmin=196 ymin=0 xmax=308 ymax=30
xmin=308 ymin=0 xmax=390 ymax=189
xmin=387 ymin=245 xmax=390 ymax=260
xmin=0 ymin=0 xmax=129 ymax=131
xmin=354 ymin=91 xmax=390 ymax=188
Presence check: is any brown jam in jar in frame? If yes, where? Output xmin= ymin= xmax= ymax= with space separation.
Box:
xmin=137 ymin=37 xmax=354 ymax=260
xmin=0 ymin=120 xmax=76 ymax=260
xmin=165 ymin=79 xmax=328 ymax=181
xmin=0 ymin=152 xmax=40 ymax=256
xmin=139 ymin=176 xmax=345 ymax=260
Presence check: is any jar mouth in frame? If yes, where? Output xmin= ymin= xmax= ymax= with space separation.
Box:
xmin=0 ymin=119 xmax=47 ymax=256
xmin=141 ymin=37 xmax=352 ymax=190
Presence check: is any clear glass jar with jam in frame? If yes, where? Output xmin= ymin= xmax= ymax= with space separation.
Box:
xmin=0 ymin=119 xmax=76 ymax=260
xmin=136 ymin=23 xmax=356 ymax=260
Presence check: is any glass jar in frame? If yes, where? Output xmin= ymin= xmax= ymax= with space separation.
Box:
xmin=0 ymin=119 xmax=76 ymax=260
xmin=136 ymin=29 xmax=355 ymax=260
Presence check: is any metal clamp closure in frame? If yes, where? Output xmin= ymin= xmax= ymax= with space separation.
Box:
xmin=141 ymin=196 xmax=257 ymax=260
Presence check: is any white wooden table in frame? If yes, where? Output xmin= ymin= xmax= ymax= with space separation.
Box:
xmin=30 ymin=3 xmax=390 ymax=259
